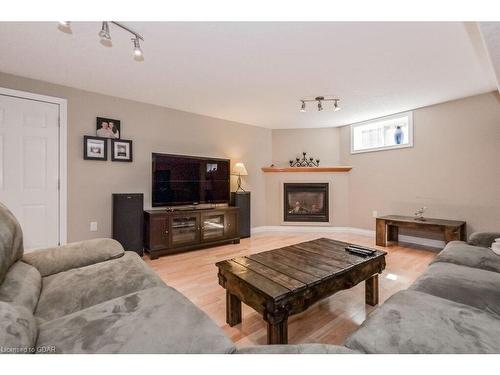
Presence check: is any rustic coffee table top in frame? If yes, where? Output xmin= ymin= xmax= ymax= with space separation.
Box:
xmin=216 ymin=237 xmax=386 ymax=344
xmin=216 ymin=237 xmax=386 ymax=302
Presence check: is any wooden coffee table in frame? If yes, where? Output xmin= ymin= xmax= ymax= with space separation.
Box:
xmin=216 ymin=237 xmax=386 ymax=345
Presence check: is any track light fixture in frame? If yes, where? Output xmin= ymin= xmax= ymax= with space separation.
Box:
xmin=300 ymin=101 xmax=306 ymax=112
xmin=57 ymin=21 xmax=145 ymax=61
xmin=132 ymin=37 xmax=144 ymax=60
xmin=99 ymin=22 xmax=112 ymax=47
xmin=57 ymin=21 xmax=72 ymax=34
xmin=299 ymin=96 xmax=341 ymax=112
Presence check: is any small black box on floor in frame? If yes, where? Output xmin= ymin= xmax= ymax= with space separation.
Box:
xmin=231 ymin=191 xmax=250 ymax=238
xmin=112 ymin=193 xmax=144 ymax=256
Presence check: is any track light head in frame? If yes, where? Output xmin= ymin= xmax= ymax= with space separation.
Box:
xmin=317 ymin=100 xmax=323 ymax=111
xmin=132 ymin=37 xmax=144 ymax=61
xmin=333 ymin=99 xmax=341 ymax=112
xmin=99 ymin=22 xmax=112 ymax=47
xmin=300 ymin=101 xmax=306 ymax=112
xmin=57 ymin=21 xmax=72 ymax=34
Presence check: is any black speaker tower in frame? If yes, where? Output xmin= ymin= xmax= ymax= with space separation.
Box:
xmin=112 ymin=193 xmax=144 ymax=256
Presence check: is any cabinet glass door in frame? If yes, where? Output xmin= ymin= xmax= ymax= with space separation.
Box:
xmin=201 ymin=213 xmax=225 ymax=241
xmin=171 ymin=215 xmax=199 ymax=246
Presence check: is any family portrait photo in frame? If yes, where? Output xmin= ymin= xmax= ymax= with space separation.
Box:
xmin=96 ymin=117 xmax=121 ymax=139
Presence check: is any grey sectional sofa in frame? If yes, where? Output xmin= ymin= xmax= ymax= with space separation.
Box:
xmin=244 ymin=233 xmax=500 ymax=354
xmin=2 ymin=200 xmax=500 ymax=354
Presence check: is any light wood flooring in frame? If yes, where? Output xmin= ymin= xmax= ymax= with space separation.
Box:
xmin=144 ymin=232 xmax=437 ymax=348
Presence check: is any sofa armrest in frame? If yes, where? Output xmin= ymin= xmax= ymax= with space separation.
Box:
xmin=468 ymin=232 xmax=500 ymax=248
xmin=235 ymin=344 xmax=359 ymax=354
xmin=22 ymin=238 xmax=124 ymax=277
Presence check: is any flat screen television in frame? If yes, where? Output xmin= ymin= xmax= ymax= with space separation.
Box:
xmin=152 ymin=153 xmax=230 ymax=207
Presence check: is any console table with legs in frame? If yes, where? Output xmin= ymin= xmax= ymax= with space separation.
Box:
xmin=376 ymin=215 xmax=466 ymax=247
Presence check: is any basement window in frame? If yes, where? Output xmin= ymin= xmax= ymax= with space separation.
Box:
xmin=350 ymin=111 xmax=413 ymax=154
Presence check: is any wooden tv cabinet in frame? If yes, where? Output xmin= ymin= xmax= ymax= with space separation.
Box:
xmin=144 ymin=207 xmax=240 ymax=259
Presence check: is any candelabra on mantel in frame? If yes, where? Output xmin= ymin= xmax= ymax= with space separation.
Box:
xmin=289 ymin=152 xmax=320 ymax=167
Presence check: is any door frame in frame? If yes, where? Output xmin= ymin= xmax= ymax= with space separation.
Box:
xmin=0 ymin=87 xmax=68 ymax=245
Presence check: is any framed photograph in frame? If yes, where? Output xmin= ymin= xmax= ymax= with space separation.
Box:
xmin=84 ymin=136 xmax=107 ymax=161
xmin=96 ymin=117 xmax=121 ymax=139
xmin=111 ymin=139 xmax=133 ymax=162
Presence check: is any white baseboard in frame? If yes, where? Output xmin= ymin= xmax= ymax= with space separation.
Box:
xmin=251 ymin=226 xmax=445 ymax=249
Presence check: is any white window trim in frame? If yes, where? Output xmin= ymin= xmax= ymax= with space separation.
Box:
xmin=350 ymin=111 xmax=414 ymax=154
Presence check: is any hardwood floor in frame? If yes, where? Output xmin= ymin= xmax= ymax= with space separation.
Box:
xmin=144 ymin=232 xmax=437 ymax=348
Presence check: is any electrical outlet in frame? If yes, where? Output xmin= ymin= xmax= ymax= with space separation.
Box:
xmin=90 ymin=222 xmax=98 ymax=232
xmin=372 ymin=210 xmax=378 ymax=218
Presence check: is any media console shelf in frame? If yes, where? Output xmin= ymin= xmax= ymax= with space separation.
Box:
xmin=144 ymin=206 xmax=240 ymax=259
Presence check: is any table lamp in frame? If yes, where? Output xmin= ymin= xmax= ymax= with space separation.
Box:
xmin=232 ymin=162 xmax=248 ymax=192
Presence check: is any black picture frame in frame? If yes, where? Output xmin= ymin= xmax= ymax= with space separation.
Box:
xmin=96 ymin=117 xmax=121 ymax=139
xmin=111 ymin=139 xmax=133 ymax=162
xmin=83 ymin=136 xmax=108 ymax=161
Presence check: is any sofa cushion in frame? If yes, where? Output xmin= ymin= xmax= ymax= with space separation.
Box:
xmin=0 ymin=261 xmax=41 ymax=313
xmin=36 ymin=286 xmax=235 ymax=354
xmin=433 ymin=241 xmax=500 ymax=273
xmin=345 ymin=290 xmax=500 ymax=354
xmin=0 ymin=301 xmax=37 ymax=354
xmin=410 ymin=262 xmax=500 ymax=316
xmin=0 ymin=203 xmax=24 ymax=284
xmin=35 ymin=252 xmax=165 ymax=322
xmin=23 ymin=238 xmax=124 ymax=277
xmin=237 ymin=344 xmax=358 ymax=354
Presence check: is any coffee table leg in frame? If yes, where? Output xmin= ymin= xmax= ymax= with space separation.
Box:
xmin=267 ymin=314 xmax=288 ymax=345
xmin=365 ymin=274 xmax=379 ymax=306
xmin=226 ymin=291 xmax=242 ymax=326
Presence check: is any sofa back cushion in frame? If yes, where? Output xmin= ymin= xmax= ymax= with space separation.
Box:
xmin=0 ymin=301 xmax=37 ymax=354
xmin=0 ymin=203 xmax=24 ymax=285
xmin=0 ymin=261 xmax=41 ymax=313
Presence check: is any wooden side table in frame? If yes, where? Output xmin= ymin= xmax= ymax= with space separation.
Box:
xmin=376 ymin=215 xmax=466 ymax=247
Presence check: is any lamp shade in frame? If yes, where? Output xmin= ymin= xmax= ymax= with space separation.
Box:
xmin=232 ymin=162 xmax=248 ymax=176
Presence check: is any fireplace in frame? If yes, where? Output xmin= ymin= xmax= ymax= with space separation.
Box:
xmin=283 ymin=183 xmax=329 ymax=223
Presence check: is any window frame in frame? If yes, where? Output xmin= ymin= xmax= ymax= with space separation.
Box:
xmin=350 ymin=111 xmax=414 ymax=154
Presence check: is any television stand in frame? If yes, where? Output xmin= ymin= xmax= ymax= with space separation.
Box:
xmin=144 ymin=206 xmax=240 ymax=259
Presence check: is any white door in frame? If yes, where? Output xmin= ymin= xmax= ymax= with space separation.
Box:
xmin=0 ymin=94 xmax=60 ymax=250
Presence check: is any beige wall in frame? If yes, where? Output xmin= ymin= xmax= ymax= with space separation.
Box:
xmin=339 ymin=92 xmax=500 ymax=235
xmin=267 ymin=127 xmax=349 ymax=226
xmin=270 ymin=92 xmax=500 ymax=236
xmin=2 ymin=70 xmax=499 ymax=241
xmin=0 ymin=72 xmax=272 ymax=242
xmin=272 ymin=127 xmax=341 ymax=166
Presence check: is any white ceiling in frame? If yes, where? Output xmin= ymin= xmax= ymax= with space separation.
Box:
xmin=0 ymin=22 xmax=497 ymax=129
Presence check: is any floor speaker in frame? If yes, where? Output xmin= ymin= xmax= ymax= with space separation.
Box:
xmin=112 ymin=193 xmax=144 ymax=256
xmin=231 ymin=191 xmax=250 ymax=238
